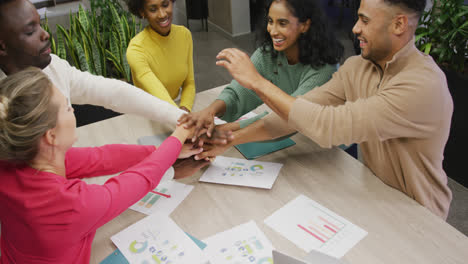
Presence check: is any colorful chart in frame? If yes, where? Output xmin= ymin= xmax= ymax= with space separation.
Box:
xmin=138 ymin=187 xmax=169 ymax=208
xmin=203 ymin=221 xmax=274 ymax=264
xmin=130 ymin=180 xmax=194 ymax=216
xmin=200 ymin=156 xmax=283 ymax=189
xmin=221 ymin=161 xmax=265 ymax=177
xmin=111 ymin=213 xmax=207 ymax=264
xmin=296 ymin=211 xmax=346 ymax=245
xmin=264 ymin=195 xmax=367 ymax=258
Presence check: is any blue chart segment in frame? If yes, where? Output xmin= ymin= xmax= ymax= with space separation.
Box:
xmin=138 ymin=188 xmax=168 ymax=208
xmin=219 ymin=236 xmax=272 ymax=263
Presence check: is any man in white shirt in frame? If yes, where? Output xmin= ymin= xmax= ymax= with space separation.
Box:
xmin=0 ymin=0 xmax=211 ymax=177
xmin=0 ymin=0 xmax=185 ymax=123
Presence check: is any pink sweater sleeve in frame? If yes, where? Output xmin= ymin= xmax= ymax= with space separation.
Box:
xmin=63 ymin=136 xmax=182 ymax=238
xmin=65 ymin=144 xmax=156 ymax=179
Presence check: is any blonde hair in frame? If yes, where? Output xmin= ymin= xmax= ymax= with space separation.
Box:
xmin=0 ymin=67 xmax=58 ymax=163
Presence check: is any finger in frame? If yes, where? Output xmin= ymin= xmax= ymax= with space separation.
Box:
xmin=207 ymin=122 xmax=215 ymax=138
xmin=192 ymin=121 xmax=203 ymax=142
xmin=197 ymin=127 xmax=208 ymax=138
xmin=177 ymin=114 xmax=188 ymax=124
xmin=183 ymin=118 xmax=197 ymax=129
xmin=216 ymin=48 xmax=231 ymax=59
xmin=230 ymin=48 xmax=246 ymax=58
xmin=216 ymin=60 xmax=230 ymax=69
xmin=194 ymin=151 xmax=211 ymax=161
xmin=195 ymin=159 xmax=211 ymax=170
xmin=190 ymin=147 xmax=204 ymax=156
xmin=197 ymin=138 xmax=204 ymax=147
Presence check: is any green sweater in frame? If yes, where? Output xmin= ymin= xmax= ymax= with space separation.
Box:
xmin=217 ymin=47 xmax=337 ymax=128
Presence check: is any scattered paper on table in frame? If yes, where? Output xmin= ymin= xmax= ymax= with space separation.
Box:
xmin=199 ymin=156 xmax=283 ymax=189
xmin=264 ymin=195 xmax=367 ymax=258
xmin=203 ymin=221 xmax=274 ymax=264
xmin=129 ymin=180 xmax=193 ymax=216
xmin=111 ymin=213 xmax=208 ymax=264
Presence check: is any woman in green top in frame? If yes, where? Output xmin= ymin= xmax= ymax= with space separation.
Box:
xmin=179 ymin=0 xmax=343 ymax=139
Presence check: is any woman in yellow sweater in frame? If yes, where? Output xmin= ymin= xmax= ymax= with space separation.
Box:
xmin=126 ymin=0 xmax=195 ymax=112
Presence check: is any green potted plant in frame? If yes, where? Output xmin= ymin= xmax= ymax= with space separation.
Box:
xmin=42 ymin=0 xmax=143 ymax=126
xmin=416 ymin=0 xmax=468 ymax=187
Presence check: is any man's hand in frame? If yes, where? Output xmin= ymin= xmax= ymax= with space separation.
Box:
xmin=173 ymin=158 xmax=211 ymax=179
xmin=216 ymin=48 xmax=263 ymax=91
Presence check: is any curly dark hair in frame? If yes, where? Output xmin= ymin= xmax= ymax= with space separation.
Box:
xmin=126 ymin=0 xmax=176 ymax=18
xmin=383 ymin=0 xmax=426 ymax=17
xmin=257 ymin=0 xmax=343 ymax=68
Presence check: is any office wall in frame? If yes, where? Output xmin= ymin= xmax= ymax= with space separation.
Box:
xmin=208 ymin=0 xmax=233 ymax=34
xmin=230 ymin=0 xmax=250 ymax=36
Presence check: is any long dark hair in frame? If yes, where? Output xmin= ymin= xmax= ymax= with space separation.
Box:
xmin=257 ymin=0 xmax=343 ymax=68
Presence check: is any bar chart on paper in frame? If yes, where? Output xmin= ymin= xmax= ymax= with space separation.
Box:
xmin=139 ymin=188 xmax=168 ymax=208
xmin=130 ymin=180 xmax=193 ymax=216
xmin=264 ymin=195 xmax=367 ymax=258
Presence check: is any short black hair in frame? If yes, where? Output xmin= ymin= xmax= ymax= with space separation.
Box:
xmin=126 ymin=0 xmax=175 ymax=18
xmin=257 ymin=0 xmax=343 ymax=68
xmin=0 ymin=0 xmax=16 ymax=22
xmin=383 ymin=0 xmax=426 ymax=17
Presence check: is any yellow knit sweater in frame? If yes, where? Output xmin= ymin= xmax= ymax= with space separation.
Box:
xmin=127 ymin=25 xmax=195 ymax=110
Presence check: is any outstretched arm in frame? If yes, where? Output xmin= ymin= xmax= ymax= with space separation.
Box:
xmin=216 ymin=48 xmax=296 ymax=121
xmin=194 ymin=118 xmax=295 ymax=160
xmin=54 ymin=55 xmax=186 ymax=127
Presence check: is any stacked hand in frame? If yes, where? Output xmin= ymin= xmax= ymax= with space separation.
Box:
xmin=178 ymin=111 xmax=236 ymax=161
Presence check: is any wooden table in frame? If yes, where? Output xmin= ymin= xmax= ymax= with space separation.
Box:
xmin=75 ymin=86 xmax=468 ymax=264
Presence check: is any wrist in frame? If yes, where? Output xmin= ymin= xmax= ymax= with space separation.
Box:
xmin=211 ymin=100 xmax=227 ymax=117
xmin=251 ymin=77 xmax=269 ymax=94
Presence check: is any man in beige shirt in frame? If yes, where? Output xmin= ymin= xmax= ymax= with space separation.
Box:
xmin=191 ymin=0 xmax=453 ymax=219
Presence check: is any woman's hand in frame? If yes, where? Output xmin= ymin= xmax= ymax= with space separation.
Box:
xmin=216 ymin=48 xmax=264 ymax=91
xmin=194 ymin=142 xmax=231 ymax=161
xmin=194 ymin=123 xmax=235 ymax=147
xmin=178 ymin=143 xmax=203 ymax=159
xmin=178 ymin=107 xmax=216 ymax=142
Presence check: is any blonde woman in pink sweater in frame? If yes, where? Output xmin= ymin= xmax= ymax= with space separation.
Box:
xmin=0 ymin=68 xmax=199 ymax=263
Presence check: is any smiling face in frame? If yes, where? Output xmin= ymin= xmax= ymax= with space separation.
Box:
xmin=0 ymin=0 xmax=51 ymax=72
xmin=267 ymin=0 xmax=309 ymax=63
xmin=141 ymin=0 xmax=174 ymax=36
xmin=352 ymin=0 xmax=394 ymax=67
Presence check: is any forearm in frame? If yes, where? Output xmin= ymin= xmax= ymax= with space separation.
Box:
xmin=69 ymin=71 xmax=185 ymax=126
xmin=65 ymin=145 xmax=156 ymax=179
xmin=208 ymin=99 xmax=227 ymax=117
xmin=229 ymin=119 xmax=274 ymax=146
xmin=250 ymin=79 xmax=296 ymax=121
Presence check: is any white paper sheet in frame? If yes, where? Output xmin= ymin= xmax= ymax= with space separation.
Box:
xmin=199 ymin=156 xmax=283 ymax=189
xmin=129 ymin=180 xmax=193 ymax=216
xmin=214 ymin=111 xmax=258 ymax=125
xmin=203 ymin=221 xmax=274 ymax=264
xmin=111 ymin=213 xmax=208 ymax=264
xmin=264 ymin=195 xmax=367 ymax=258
